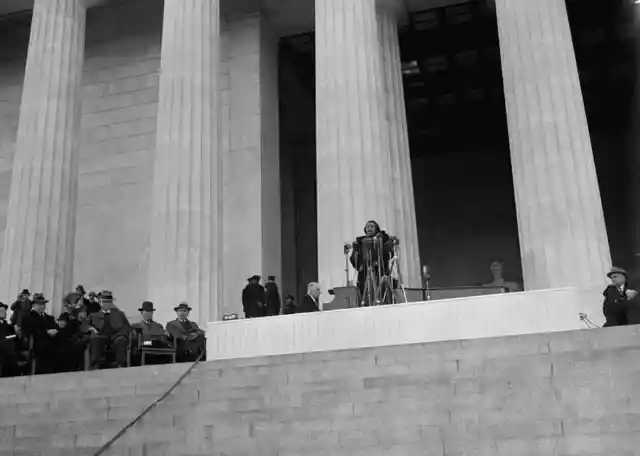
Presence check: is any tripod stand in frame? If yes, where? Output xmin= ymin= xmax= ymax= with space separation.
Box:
xmin=360 ymin=236 xmax=394 ymax=307
xmin=389 ymin=241 xmax=408 ymax=304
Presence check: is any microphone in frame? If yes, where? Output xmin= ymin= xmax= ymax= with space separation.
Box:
xmin=422 ymin=265 xmax=431 ymax=281
xmin=343 ymin=242 xmax=351 ymax=254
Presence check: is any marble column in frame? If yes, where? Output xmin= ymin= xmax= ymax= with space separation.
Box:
xmin=220 ymin=14 xmax=281 ymax=319
xmin=0 ymin=0 xmax=86 ymax=315
xmin=377 ymin=4 xmax=422 ymax=288
xmin=316 ymin=0 xmax=394 ymax=292
xmin=147 ymin=0 xmax=222 ymax=326
xmin=496 ymin=0 xmax=611 ymax=290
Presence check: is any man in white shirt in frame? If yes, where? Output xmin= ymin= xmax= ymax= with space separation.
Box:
xmin=298 ymin=282 xmax=321 ymax=313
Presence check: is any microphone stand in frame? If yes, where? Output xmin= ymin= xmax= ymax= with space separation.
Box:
xmin=343 ymin=243 xmax=351 ymax=286
xmin=422 ymin=265 xmax=431 ymax=301
xmin=392 ymin=241 xmax=408 ymax=304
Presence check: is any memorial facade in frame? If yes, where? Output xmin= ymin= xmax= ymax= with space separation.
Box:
xmin=0 ymin=0 xmax=632 ymax=325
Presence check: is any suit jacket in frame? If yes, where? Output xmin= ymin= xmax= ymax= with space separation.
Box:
xmin=133 ymin=320 xmax=166 ymax=341
xmin=0 ymin=320 xmax=15 ymax=339
xmin=21 ymin=310 xmax=57 ymax=348
xmin=166 ymin=319 xmax=205 ymax=342
xmin=88 ymin=308 xmax=132 ymax=338
xmin=297 ymin=294 xmax=319 ymax=313
xmin=265 ymin=282 xmax=281 ymax=310
xmin=242 ymin=284 xmax=266 ymax=312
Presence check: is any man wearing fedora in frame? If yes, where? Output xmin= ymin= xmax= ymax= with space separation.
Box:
xmin=603 ymin=267 xmax=638 ymax=327
xmin=133 ymin=301 xmax=166 ymax=342
xmin=166 ymin=302 xmax=206 ymax=362
xmin=87 ymin=291 xmax=132 ymax=369
xmin=20 ymin=293 xmax=58 ymax=374
xmin=242 ymin=275 xmax=266 ymax=318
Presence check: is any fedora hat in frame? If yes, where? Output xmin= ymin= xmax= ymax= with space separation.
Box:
xmin=173 ymin=301 xmax=192 ymax=312
xmin=20 ymin=289 xmax=30 ymax=296
xmin=31 ymin=293 xmax=49 ymax=304
xmin=138 ymin=301 xmax=156 ymax=312
xmin=247 ymin=275 xmax=261 ymax=282
xmin=607 ymin=267 xmax=628 ymax=279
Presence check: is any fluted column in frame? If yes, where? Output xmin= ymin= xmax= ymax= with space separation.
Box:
xmin=147 ymin=0 xmax=221 ymax=326
xmin=0 ymin=0 xmax=86 ymax=315
xmin=496 ymin=0 xmax=611 ymax=290
xmin=377 ymin=5 xmax=421 ymax=288
xmin=316 ymin=0 xmax=394 ymax=291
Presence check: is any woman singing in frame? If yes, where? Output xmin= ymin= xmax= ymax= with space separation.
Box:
xmin=350 ymin=220 xmax=395 ymax=305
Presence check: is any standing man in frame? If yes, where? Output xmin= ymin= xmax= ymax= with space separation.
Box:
xmin=602 ymin=267 xmax=637 ymax=327
xmin=265 ymin=276 xmax=281 ymax=316
xmin=297 ymin=282 xmax=321 ymax=313
xmin=166 ymin=302 xmax=206 ymax=362
xmin=242 ymin=275 xmax=266 ymax=318
xmin=87 ymin=291 xmax=132 ymax=369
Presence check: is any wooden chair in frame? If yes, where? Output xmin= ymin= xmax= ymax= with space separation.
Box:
xmin=134 ymin=328 xmax=177 ymax=365
xmin=84 ymin=331 xmax=134 ymax=370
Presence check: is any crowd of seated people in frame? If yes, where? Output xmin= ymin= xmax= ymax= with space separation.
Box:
xmin=0 ymin=286 xmax=206 ymax=378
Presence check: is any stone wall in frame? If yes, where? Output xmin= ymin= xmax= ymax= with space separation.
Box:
xmin=0 ymin=325 xmax=639 ymax=455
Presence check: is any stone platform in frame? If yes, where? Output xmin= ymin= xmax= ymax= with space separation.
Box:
xmin=207 ymin=287 xmax=605 ymax=360
xmin=1 ymin=324 xmax=639 ymax=455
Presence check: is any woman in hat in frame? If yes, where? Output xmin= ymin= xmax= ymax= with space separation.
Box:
xmin=603 ymin=267 xmax=637 ymax=327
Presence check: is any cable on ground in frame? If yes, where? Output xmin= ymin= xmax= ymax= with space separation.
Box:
xmin=93 ymin=350 xmax=206 ymax=456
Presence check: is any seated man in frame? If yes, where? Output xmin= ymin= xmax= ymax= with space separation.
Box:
xmin=87 ymin=291 xmax=132 ymax=369
xmin=166 ymin=302 xmax=206 ymax=362
xmin=0 ymin=302 xmax=21 ymax=377
xmin=132 ymin=301 xmax=166 ymax=343
xmin=132 ymin=301 xmax=174 ymax=365
xmin=20 ymin=293 xmax=58 ymax=374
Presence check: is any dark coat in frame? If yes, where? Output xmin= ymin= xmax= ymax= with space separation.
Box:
xmin=242 ymin=283 xmax=266 ymax=318
xmin=21 ymin=310 xmax=57 ymax=350
xmin=88 ymin=308 xmax=132 ymax=339
xmin=350 ymin=232 xmax=394 ymax=272
xmin=297 ymin=294 xmax=319 ymax=314
xmin=0 ymin=320 xmax=15 ymax=339
xmin=166 ymin=319 xmax=205 ymax=361
xmin=602 ymin=285 xmax=631 ymax=327
xmin=166 ymin=319 xmax=205 ymax=341
xmin=265 ymin=282 xmax=281 ymax=316
xmin=10 ymin=299 xmax=32 ymax=327
xmin=133 ymin=320 xmax=166 ymax=342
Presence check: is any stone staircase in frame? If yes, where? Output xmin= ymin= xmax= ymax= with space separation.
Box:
xmin=1 ymin=325 xmax=640 ymax=456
